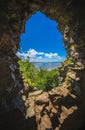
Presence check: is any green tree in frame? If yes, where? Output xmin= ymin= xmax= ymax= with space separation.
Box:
xmin=18 ymin=60 xmax=37 ymax=87
xmin=18 ymin=60 xmax=60 ymax=91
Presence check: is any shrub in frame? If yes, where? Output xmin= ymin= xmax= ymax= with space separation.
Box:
xmin=18 ymin=60 xmax=60 ymax=91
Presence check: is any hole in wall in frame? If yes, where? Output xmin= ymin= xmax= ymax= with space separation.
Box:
xmin=16 ymin=11 xmax=67 ymax=91
xmin=16 ymin=11 xmax=66 ymax=70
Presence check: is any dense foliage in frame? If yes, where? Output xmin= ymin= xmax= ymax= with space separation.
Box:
xmin=18 ymin=60 xmax=60 ymax=91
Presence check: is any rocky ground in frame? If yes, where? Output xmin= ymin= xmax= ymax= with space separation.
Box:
xmin=0 ymin=84 xmax=81 ymax=130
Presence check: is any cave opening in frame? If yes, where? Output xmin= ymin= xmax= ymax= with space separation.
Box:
xmin=16 ymin=11 xmax=67 ymax=91
xmin=17 ymin=11 xmax=66 ymax=68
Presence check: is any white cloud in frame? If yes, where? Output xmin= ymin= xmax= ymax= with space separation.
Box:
xmin=16 ymin=52 xmax=28 ymax=60
xmin=38 ymin=56 xmax=43 ymax=59
xmin=45 ymin=52 xmax=60 ymax=59
xmin=16 ymin=48 xmax=65 ymax=62
xmin=16 ymin=49 xmax=37 ymax=60
xmin=27 ymin=49 xmax=37 ymax=57
xmin=45 ymin=53 xmax=52 ymax=58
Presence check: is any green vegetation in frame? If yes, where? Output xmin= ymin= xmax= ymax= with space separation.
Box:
xmin=65 ymin=76 xmax=71 ymax=87
xmin=61 ymin=58 xmax=74 ymax=67
xmin=70 ymin=44 xmax=75 ymax=50
xmin=18 ymin=60 xmax=60 ymax=91
xmin=67 ymin=58 xmax=74 ymax=64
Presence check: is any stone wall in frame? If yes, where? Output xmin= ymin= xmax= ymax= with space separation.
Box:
xmin=0 ymin=0 xmax=85 ymax=130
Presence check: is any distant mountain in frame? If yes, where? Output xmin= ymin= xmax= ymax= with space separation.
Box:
xmin=31 ymin=62 xmax=61 ymax=70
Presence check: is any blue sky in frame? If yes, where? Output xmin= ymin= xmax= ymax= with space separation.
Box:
xmin=16 ymin=11 xmax=66 ymax=62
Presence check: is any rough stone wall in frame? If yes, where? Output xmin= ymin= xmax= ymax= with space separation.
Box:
xmin=0 ymin=0 xmax=85 ymax=130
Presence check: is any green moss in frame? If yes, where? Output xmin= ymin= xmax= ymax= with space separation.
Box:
xmin=60 ymin=58 xmax=74 ymax=67
xmin=65 ymin=76 xmax=71 ymax=87
xmin=70 ymin=44 xmax=75 ymax=50
xmin=67 ymin=58 xmax=74 ymax=64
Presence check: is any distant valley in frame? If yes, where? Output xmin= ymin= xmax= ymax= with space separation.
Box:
xmin=31 ymin=62 xmax=61 ymax=70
